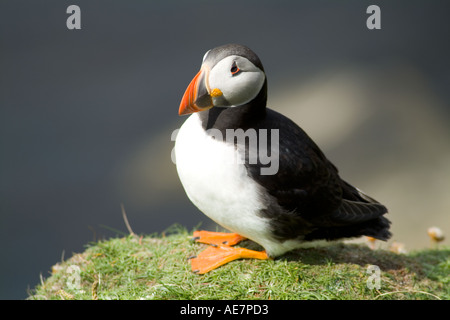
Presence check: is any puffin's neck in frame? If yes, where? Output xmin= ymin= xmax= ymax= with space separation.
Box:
xmin=199 ymin=79 xmax=268 ymax=131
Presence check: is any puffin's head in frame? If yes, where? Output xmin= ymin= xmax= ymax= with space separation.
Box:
xmin=179 ymin=44 xmax=267 ymax=115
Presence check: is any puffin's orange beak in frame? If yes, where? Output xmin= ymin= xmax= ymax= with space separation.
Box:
xmin=179 ymin=67 xmax=213 ymax=115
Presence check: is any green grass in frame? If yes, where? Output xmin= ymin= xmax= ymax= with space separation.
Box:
xmin=29 ymin=225 xmax=449 ymax=300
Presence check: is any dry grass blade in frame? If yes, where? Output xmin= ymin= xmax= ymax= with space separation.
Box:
xmin=121 ymin=203 xmax=138 ymax=239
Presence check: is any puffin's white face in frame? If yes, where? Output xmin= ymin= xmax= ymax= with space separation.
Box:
xmin=179 ymin=50 xmax=266 ymax=115
xmin=208 ymin=55 xmax=265 ymax=107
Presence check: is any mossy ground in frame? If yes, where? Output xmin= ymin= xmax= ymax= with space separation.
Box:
xmin=29 ymin=226 xmax=449 ymax=300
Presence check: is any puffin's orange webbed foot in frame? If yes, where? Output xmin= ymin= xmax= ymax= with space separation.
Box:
xmin=192 ymin=230 xmax=247 ymax=246
xmin=189 ymin=245 xmax=269 ymax=274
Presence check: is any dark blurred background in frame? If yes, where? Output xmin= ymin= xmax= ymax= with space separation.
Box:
xmin=1 ymin=0 xmax=449 ymax=299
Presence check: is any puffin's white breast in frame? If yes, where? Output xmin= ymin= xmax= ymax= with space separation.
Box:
xmin=174 ymin=113 xmax=272 ymax=243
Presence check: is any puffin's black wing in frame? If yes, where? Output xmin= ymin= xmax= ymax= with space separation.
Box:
xmin=244 ymin=108 xmax=391 ymax=242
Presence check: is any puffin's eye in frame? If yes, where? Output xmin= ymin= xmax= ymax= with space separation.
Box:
xmin=230 ymin=61 xmax=241 ymax=76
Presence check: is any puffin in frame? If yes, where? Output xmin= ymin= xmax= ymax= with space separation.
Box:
xmin=175 ymin=44 xmax=391 ymax=274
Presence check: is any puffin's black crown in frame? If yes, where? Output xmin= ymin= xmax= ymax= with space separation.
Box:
xmin=204 ymin=44 xmax=265 ymax=72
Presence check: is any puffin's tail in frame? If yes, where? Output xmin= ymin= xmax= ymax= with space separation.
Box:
xmin=305 ymin=180 xmax=392 ymax=241
xmin=304 ymin=215 xmax=391 ymax=241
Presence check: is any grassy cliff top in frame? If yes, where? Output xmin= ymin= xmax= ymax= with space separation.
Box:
xmin=29 ymin=226 xmax=449 ymax=300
